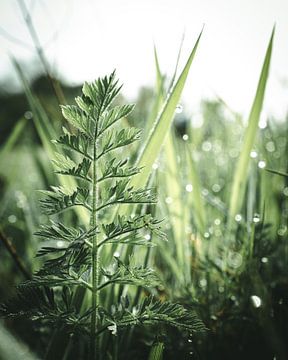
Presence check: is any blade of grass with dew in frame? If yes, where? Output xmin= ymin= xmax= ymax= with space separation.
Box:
xmin=163 ymin=133 xmax=187 ymax=279
xmin=228 ymin=27 xmax=274 ymax=221
xmin=104 ymin=31 xmax=203 ymax=262
xmin=130 ymin=29 xmax=203 ymax=190
xmin=185 ymin=142 xmax=206 ymax=235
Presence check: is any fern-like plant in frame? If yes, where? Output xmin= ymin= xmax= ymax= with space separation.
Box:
xmin=1 ymin=72 xmax=205 ymax=359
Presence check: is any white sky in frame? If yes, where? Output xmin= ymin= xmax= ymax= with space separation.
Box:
xmin=1 ymin=0 xmax=288 ymax=119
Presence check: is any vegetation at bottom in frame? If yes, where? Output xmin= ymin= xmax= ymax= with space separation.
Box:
xmin=0 ymin=28 xmax=287 ymax=360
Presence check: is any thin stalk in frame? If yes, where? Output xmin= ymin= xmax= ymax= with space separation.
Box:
xmin=0 ymin=230 xmax=31 ymax=280
xmin=90 ymin=125 xmax=100 ymax=359
xmin=17 ymin=0 xmax=66 ymax=105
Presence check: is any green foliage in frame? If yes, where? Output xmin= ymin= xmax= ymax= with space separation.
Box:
xmin=0 ymin=72 xmax=204 ymax=359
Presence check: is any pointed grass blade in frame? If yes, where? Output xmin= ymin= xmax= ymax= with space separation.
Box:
xmin=228 ymin=27 xmax=274 ymax=220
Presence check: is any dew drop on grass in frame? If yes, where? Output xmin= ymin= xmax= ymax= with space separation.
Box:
xmin=228 ymin=251 xmax=243 ymax=268
xmin=204 ymin=232 xmax=210 ymax=238
xmin=113 ymin=252 xmax=120 ymax=258
xmin=165 ymin=197 xmax=173 ymax=204
xmin=261 ymin=257 xmax=268 ymax=263
xmin=185 ymin=184 xmax=193 ymax=192
xmin=277 ymin=226 xmax=287 ymax=236
xmin=202 ymin=141 xmax=212 ymax=152
xmin=266 ymin=141 xmax=275 ymax=152
xmin=235 ymin=214 xmax=242 ymax=222
xmin=283 ymin=187 xmax=288 ymax=196
xmin=212 ymin=184 xmax=221 ymax=193
xmin=175 ymin=104 xmax=183 ymax=114
xmin=258 ymin=120 xmax=267 ymax=129
xmin=144 ymin=234 xmax=151 ymax=240
xmin=8 ymin=215 xmax=17 ymax=223
xmin=250 ymin=295 xmax=262 ymax=308
xmin=253 ymin=214 xmax=260 ymax=223
xmin=214 ymin=218 xmax=221 ymax=226
xmin=215 ymin=229 xmax=222 ymax=237
xmin=258 ymin=160 xmax=266 ymax=169
xmin=182 ymin=134 xmax=189 ymax=141
xmin=199 ymin=278 xmax=207 ymax=287
xmin=152 ymin=162 xmax=159 ymax=170
xmin=250 ymin=151 xmax=258 ymax=158
xmin=57 ymin=240 xmax=65 ymax=248
xmin=24 ymin=111 xmax=33 ymax=119
xmin=202 ymin=189 xmax=208 ymax=196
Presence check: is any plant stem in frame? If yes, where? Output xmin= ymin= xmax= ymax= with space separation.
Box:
xmin=0 ymin=230 xmax=31 ymax=280
xmin=90 ymin=127 xmax=99 ymax=359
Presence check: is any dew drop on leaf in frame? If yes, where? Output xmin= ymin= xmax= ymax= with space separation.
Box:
xmin=175 ymin=104 xmax=183 ymax=114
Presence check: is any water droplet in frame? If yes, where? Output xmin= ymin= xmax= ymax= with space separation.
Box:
xmin=182 ymin=134 xmax=189 ymax=141
xmin=253 ymin=214 xmax=260 ymax=223
xmin=24 ymin=111 xmax=33 ymax=119
xmin=8 ymin=215 xmax=17 ymax=223
xmin=235 ymin=214 xmax=242 ymax=222
xmin=265 ymin=141 xmax=275 ymax=152
xmin=165 ymin=197 xmax=173 ymax=204
xmin=250 ymin=295 xmax=262 ymax=308
xmin=188 ymin=339 xmax=192 ymax=343
xmin=214 ymin=218 xmax=221 ymax=226
xmin=113 ymin=252 xmax=120 ymax=258
xmin=258 ymin=120 xmax=267 ymax=129
xmin=273 ymin=151 xmax=280 ymax=159
xmin=175 ymin=104 xmax=183 ymax=114
xmin=218 ymin=286 xmax=225 ymax=293
xmin=191 ymin=113 xmax=204 ymax=128
xmin=144 ymin=234 xmax=151 ymax=240
xmin=202 ymin=141 xmax=212 ymax=152
xmin=199 ymin=278 xmax=207 ymax=287
xmin=258 ymin=160 xmax=266 ymax=169
xmin=204 ymin=232 xmax=210 ymax=238
xmin=215 ymin=229 xmax=222 ymax=237
xmin=261 ymin=257 xmax=268 ymax=263
xmin=57 ymin=240 xmax=65 ymax=248
xmin=152 ymin=162 xmax=159 ymax=170
xmin=201 ymin=189 xmax=208 ymax=196
xmin=185 ymin=184 xmax=193 ymax=192
xmin=250 ymin=151 xmax=258 ymax=158
xmin=228 ymin=251 xmax=243 ymax=268
xmin=283 ymin=187 xmax=288 ymax=196
xmin=212 ymin=184 xmax=221 ymax=193
xmin=277 ymin=226 xmax=287 ymax=236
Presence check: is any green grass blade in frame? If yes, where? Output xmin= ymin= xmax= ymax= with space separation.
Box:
xmin=12 ymin=59 xmax=90 ymax=225
xmin=185 ymin=143 xmax=206 ymax=234
xmin=266 ymin=168 xmax=288 ymax=178
xmin=0 ymin=116 xmax=28 ymax=155
xmin=228 ymin=27 xmax=274 ymax=220
xmin=148 ymin=342 xmax=164 ymax=360
xmin=131 ymin=29 xmax=203 ymax=189
xmin=0 ymin=324 xmax=37 ymax=360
